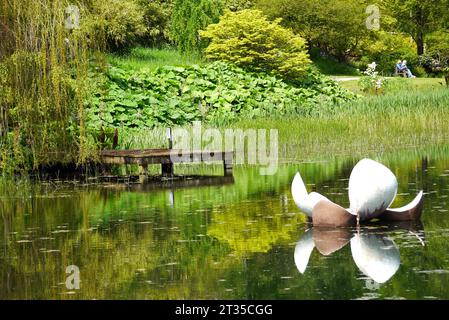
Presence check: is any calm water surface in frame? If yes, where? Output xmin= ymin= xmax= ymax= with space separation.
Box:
xmin=1 ymin=148 xmax=449 ymax=299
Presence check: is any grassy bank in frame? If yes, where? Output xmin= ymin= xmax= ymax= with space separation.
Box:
xmin=103 ymin=48 xmax=449 ymax=166
xmin=339 ymin=77 xmax=446 ymax=95
xmin=115 ymin=84 xmax=449 ymax=165
xmin=107 ymin=47 xmax=203 ymax=72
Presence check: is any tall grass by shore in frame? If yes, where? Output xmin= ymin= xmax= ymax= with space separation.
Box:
xmin=107 ymin=47 xmax=203 ymax=72
xmin=116 ymin=86 xmax=449 ymax=165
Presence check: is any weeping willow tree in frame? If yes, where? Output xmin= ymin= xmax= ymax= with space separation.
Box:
xmin=0 ymin=0 xmax=102 ymax=174
xmin=170 ymin=0 xmax=224 ymax=53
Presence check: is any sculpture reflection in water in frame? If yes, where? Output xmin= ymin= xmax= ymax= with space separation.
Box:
xmin=294 ymin=222 xmax=425 ymax=284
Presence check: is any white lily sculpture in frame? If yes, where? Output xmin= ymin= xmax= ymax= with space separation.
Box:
xmin=291 ymin=159 xmax=424 ymax=227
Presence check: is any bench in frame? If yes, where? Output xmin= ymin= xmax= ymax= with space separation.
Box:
xmin=394 ymin=68 xmax=407 ymax=77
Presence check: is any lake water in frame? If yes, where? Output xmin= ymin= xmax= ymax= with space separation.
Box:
xmin=1 ymin=148 xmax=449 ymax=299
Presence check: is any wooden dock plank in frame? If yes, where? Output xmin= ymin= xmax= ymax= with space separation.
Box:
xmin=100 ymin=149 xmax=233 ymax=164
xmin=100 ymin=149 xmax=234 ymax=179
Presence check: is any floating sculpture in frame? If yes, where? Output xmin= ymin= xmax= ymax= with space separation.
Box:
xmin=291 ymin=159 xmax=424 ymax=227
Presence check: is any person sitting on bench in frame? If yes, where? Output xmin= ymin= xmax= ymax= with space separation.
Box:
xmin=401 ymin=60 xmax=416 ymax=78
xmin=395 ymin=60 xmax=408 ymax=77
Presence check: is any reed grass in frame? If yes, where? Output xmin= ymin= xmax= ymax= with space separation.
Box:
xmin=116 ymin=86 xmax=449 ymax=168
xmin=235 ymin=87 xmax=449 ymax=160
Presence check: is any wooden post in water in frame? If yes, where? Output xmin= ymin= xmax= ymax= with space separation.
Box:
xmin=139 ymin=163 xmax=148 ymax=184
xmin=162 ymin=128 xmax=174 ymax=176
xmin=223 ymin=152 xmax=233 ymax=176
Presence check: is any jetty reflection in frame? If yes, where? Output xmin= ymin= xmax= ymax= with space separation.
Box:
xmin=294 ymin=222 xmax=425 ymax=283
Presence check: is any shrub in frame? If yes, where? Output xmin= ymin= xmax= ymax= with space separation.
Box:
xmin=426 ymin=31 xmax=449 ymax=61
xmin=419 ymin=31 xmax=449 ymax=75
xmin=419 ymin=54 xmax=447 ymax=75
xmin=86 ymin=61 xmax=358 ymax=129
xmin=310 ymin=48 xmax=360 ymax=76
xmin=358 ymin=31 xmax=418 ymax=76
xmin=138 ymin=0 xmax=174 ymax=46
xmin=200 ymin=10 xmax=311 ymax=82
xmin=224 ymin=0 xmax=254 ymax=11
xmin=170 ymin=0 xmax=224 ymax=53
xmin=86 ymin=0 xmax=147 ymax=52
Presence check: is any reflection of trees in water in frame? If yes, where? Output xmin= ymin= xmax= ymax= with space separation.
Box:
xmin=0 ymin=181 xmax=302 ymax=299
xmin=208 ymin=201 xmax=304 ymax=255
xmin=0 ymin=188 xmax=220 ymax=299
xmin=1 ymin=146 xmax=449 ymax=299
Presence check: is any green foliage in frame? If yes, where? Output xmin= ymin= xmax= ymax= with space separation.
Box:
xmin=0 ymin=0 xmax=99 ymax=172
xmin=310 ymin=49 xmax=360 ymax=76
xmin=358 ymin=31 xmax=418 ymax=75
xmin=257 ymin=0 xmax=374 ymax=61
xmin=419 ymin=30 xmax=449 ymax=74
xmin=382 ymin=0 xmax=448 ymax=55
xmin=86 ymin=61 xmax=357 ymax=130
xmin=137 ymin=0 xmax=174 ymax=45
xmin=426 ymin=30 xmax=449 ymax=59
xmin=86 ymin=0 xmax=147 ymax=52
xmin=201 ymin=10 xmax=311 ymax=82
xmin=107 ymin=47 xmax=203 ymax=72
xmin=170 ymin=0 xmax=224 ymax=53
xmin=224 ymin=0 xmax=254 ymax=11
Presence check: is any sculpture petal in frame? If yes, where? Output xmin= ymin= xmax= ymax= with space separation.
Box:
xmin=349 ymin=159 xmax=398 ymax=221
xmin=381 ymin=191 xmax=424 ymax=221
xmin=291 ymin=172 xmax=330 ymax=217
xmin=313 ymin=227 xmax=352 ymax=255
xmin=312 ymin=200 xmax=356 ymax=227
xmin=294 ymin=229 xmax=315 ymax=274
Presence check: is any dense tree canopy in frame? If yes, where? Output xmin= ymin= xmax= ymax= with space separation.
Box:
xmin=257 ymin=0 xmax=375 ymax=61
xmin=86 ymin=0 xmax=147 ymax=51
xmin=138 ymin=0 xmax=174 ymax=45
xmin=381 ymin=0 xmax=449 ymax=55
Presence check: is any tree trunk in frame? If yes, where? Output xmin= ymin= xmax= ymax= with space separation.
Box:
xmin=0 ymin=106 xmax=7 ymax=138
xmin=416 ymin=31 xmax=424 ymax=56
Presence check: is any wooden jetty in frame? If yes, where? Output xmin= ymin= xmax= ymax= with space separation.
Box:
xmin=100 ymin=148 xmax=234 ymax=183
